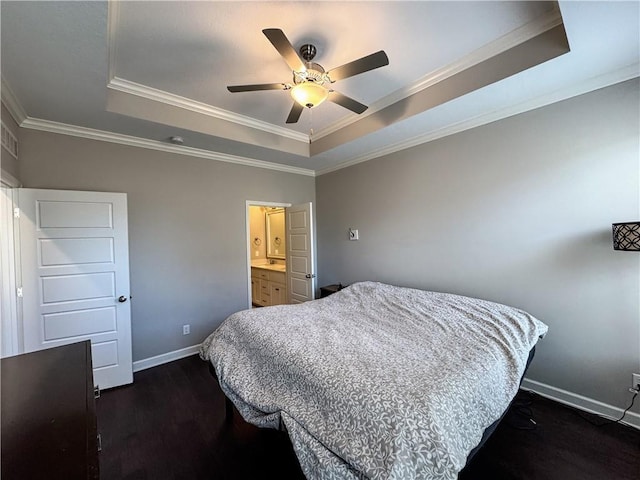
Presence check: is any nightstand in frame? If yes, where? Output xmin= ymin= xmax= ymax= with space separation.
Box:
xmin=320 ymin=283 xmax=346 ymax=298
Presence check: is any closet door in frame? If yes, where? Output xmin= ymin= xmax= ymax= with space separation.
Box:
xmin=17 ymin=188 xmax=133 ymax=389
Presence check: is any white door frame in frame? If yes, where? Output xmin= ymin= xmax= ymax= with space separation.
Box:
xmin=0 ymin=185 xmax=20 ymax=356
xmin=1 ymin=169 xmax=21 ymax=357
xmin=245 ymin=200 xmax=291 ymax=309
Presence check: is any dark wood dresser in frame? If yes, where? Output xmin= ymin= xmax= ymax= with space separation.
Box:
xmin=1 ymin=340 xmax=99 ymax=479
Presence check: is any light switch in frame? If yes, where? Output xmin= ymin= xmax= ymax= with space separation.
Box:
xmin=349 ymin=228 xmax=359 ymax=241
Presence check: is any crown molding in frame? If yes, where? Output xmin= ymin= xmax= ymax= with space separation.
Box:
xmin=106 ymin=0 xmax=309 ymax=148
xmin=1 ymin=168 xmax=22 ymax=188
xmin=311 ymin=5 xmax=564 ymax=141
xmin=317 ymin=63 xmax=639 ymax=176
xmin=108 ymin=77 xmax=309 ymax=144
xmin=107 ymin=0 xmax=120 ymax=83
xmin=103 ymin=7 xmax=563 ymax=155
xmin=20 ymin=117 xmax=315 ymax=177
xmin=1 ymin=77 xmax=28 ymax=125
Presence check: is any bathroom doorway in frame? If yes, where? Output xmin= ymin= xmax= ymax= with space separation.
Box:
xmin=246 ymin=201 xmax=290 ymax=308
xmin=245 ymin=200 xmax=317 ymax=309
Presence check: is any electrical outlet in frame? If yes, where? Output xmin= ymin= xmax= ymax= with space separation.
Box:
xmin=183 ymin=324 xmax=190 ymax=335
xmin=633 ymin=373 xmax=640 ymax=390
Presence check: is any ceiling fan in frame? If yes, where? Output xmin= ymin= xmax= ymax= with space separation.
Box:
xmin=227 ymin=29 xmax=389 ymax=124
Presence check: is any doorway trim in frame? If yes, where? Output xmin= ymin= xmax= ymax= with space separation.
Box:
xmin=1 ymin=169 xmax=21 ymax=357
xmin=1 ymin=185 xmax=20 ymax=357
xmin=245 ymin=200 xmax=291 ymax=309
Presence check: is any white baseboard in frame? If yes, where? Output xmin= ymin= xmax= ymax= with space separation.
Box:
xmin=133 ymin=344 xmax=202 ymax=373
xmin=521 ymin=378 xmax=640 ymax=430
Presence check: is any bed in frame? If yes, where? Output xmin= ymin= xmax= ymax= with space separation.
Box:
xmin=200 ymin=281 xmax=548 ymax=479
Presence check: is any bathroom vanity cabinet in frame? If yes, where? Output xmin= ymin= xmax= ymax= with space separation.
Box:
xmin=251 ymin=267 xmax=287 ymax=307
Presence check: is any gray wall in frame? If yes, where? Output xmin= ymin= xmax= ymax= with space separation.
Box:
xmin=18 ymin=130 xmax=315 ymax=361
xmin=1 ymin=104 xmax=20 ymax=182
xmin=317 ymin=79 xmax=639 ymax=412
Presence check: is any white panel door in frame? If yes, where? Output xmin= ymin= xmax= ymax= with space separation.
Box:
xmin=17 ymin=188 xmax=133 ymax=389
xmin=286 ymin=202 xmax=315 ymax=303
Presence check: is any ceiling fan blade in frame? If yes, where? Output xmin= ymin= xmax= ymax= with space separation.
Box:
xmin=328 ymin=51 xmax=389 ymax=81
xmin=328 ymin=91 xmax=368 ymax=114
xmin=286 ymin=102 xmax=304 ymax=124
xmin=263 ymin=28 xmax=306 ymax=72
xmin=227 ymin=83 xmax=286 ymax=92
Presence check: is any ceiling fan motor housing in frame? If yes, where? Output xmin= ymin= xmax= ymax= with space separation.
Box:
xmin=291 ymin=45 xmax=329 ymax=109
xmin=299 ymin=44 xmax=317 ymax=62
xmin=294 ymin=62 xmax=328 ymax=85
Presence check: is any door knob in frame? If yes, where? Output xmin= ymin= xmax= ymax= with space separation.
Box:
xmin=118 ymin=296 xmax=128 ymax=303
xmin=305 ymin=274 xmax=316 ymax=279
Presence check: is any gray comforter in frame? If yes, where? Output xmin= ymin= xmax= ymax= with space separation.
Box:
xmin=200 ymin=281 xmax=548 ymax=479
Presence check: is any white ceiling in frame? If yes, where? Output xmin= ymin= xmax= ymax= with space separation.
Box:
xmin=1 ymin=1 xmax=638 ymax=175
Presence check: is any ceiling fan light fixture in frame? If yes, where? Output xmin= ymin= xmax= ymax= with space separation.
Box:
xmin=290 ymin=82 xmax=329 ymax=109
xmin=227 ymin=29 xmax=389 ymax=122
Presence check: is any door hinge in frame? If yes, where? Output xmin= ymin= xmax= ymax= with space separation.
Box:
xmin=16 ymin=287 xmax=23 ymax=298
xmin=13 ymin=207 xmax=19 ymax=218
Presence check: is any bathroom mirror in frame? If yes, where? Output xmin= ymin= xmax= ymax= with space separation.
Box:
xmin=266 ymin=208 xmax=286 ymax=259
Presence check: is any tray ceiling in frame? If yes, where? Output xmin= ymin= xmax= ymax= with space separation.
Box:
xmin=1 ymin=1 xmax=638 ymax=175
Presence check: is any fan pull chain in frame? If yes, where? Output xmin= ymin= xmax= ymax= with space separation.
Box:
xmin=308 ymin=107 xmax=313 ymax=143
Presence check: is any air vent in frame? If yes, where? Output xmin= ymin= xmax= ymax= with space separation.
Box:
xmin=1 ymin=122 xmax=18 ymax=159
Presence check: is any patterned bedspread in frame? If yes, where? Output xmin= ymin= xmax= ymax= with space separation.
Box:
xmin=200 ymin=281 xmax=548 ymax=479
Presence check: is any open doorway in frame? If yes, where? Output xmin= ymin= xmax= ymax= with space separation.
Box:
xmin=246 ymin=201 xmax=290 ymax=309
xmin=245 ymin=200 xmax=317 ymax=309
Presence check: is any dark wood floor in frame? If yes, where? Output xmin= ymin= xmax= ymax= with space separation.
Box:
xmin=97 ymin=355 xmax=640 ymax=480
